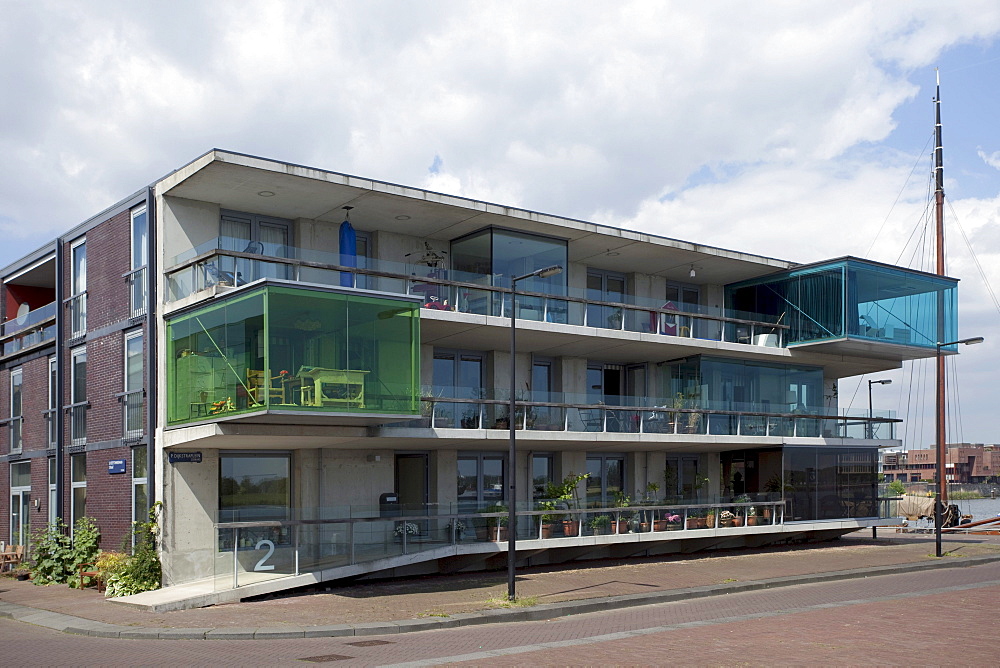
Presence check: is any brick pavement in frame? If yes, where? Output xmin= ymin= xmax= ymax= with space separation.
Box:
xmin=0 ymin=559 xmax=997 ymax=666
xmin=0 ymin=531 xmax=998 ymax=636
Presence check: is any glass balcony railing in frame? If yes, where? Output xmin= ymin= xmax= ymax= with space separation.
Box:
xmin=385 ymin=388 xmax=898 ymax=440
xmin=211 ymin=500 xmax=787 ymax=591
xmin=165 ymin=241 xmax=788 ymax=347
xmin=1 ymin=301 xmax=57 ymax=337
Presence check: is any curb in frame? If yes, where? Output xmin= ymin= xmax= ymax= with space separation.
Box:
xmin=2 ymin=553 xmax=999 ymax=640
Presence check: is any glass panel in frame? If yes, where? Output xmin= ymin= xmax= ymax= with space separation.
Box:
xmin=72 ymin=349 xmax=87 ymax=403
xmin=126 ymin=333 xmax=144 ymax=391
xmin=48 ymin=457 xmax=56 ymax=484
xmin=11 ymin=368 xmax=22 ymax=417
xmin=72 ymin=486 xmax=86 ymax=526
xmin=219 ymin=454 xmax=290 ymax=522
xmin=71 ymin=241 xmax=86 ymax=294
xmin=72 ymin=454 xmax=86 ymax=482
xmin=133 ymin=445 xmax=148 ymax=479
xmin=482 ymin=457 xmax=504 ymax=503
xmin=10 ymin=461 xmax=30 ymax=487
xmin=585 ymin=458 xmax=603 ymax=507
xmin=532 ymin=455 xmax=553 ymax=499
xmin=11 ymin=493 xmax=21 ymax=545
xmin=457 ymin=457 xmax=479 ymax=512
xmin=132 ymin=208 xmax=148 ymax=268
xmin=133 ymin=482 xmax=148 ymax=525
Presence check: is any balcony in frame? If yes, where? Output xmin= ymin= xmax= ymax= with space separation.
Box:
xmin=120 ymin=389 xmax=145 ymax=442
xmin=67 ymin=401 xmax=88 ymax=445
xmin=0 ymin=302 xmax=56 ymax=357
xmin=66 ymin=292 xmax=87 ymax=339
xmin=380 ymin=389 xmax=898 ymax=441
xmin=165 ymin=242 xmax=788 ymax=348
xmin=125 ymin=266 xmax=147 ymax=319
xmin=166 ymin=283 xmax=420 ymax=426
xmin=7 ymin=416 xmax=22 ymax=453
xmin=726 ymin=258 xmax=957 ymax=360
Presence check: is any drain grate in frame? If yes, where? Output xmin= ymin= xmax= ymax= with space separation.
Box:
xmin=300 ymin=654 xmax=354 ymax=663
xmin=346 ymin=640 xmax=396 ymax=647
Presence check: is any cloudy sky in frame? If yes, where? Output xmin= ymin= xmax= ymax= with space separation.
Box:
xmin=1 ymin=1 xmax=998 ymax=447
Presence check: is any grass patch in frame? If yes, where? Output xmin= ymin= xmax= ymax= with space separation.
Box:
xmin=416 ymin=610 xmax=449 ymax=618
xmin=721 ymin=578 xmax=738 ymax=583
xmin=485 ymin=595 xmax=539 ymax=608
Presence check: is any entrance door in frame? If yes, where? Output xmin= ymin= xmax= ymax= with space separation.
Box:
xmin=586 ymin=270 xmax=626 ymax=329
xmin=395 ymin=454 xmax=428 ymax=514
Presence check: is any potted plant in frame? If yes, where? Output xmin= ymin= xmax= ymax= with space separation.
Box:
xmin=638 ymin=482 xmax=660 ymax=531
xmin=538 ymin=473 xmax=588 ymax=538
xmin=663 ymin=512 xmax=683 ymax=531
xmin=11 ymin=566 xmax=31 ymax=581
xmin=589 ymin=514 xmax=612 ymax=535
xmin=613 ymin=490 xmax=632 ymax=533
xmin=393 ymin=521 xmax=419 ymax=541
xmin=483 ymin=504 xmax=508 ymax=541
xmin=705 ymin=509 xmax=716 ymax=528
xmin=537 ymin=499 xmax=559 ymax=538
xmin=718 ymin=510 xmax=736 ymax=527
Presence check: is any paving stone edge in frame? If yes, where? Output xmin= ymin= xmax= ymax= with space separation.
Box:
xmin=1 ymin=552 xmax=997 ymax=640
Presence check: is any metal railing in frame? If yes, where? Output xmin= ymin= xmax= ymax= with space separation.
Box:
xmin=8 ymin=416 xmax=22 ymax=453
xmin=213 ymin=500 xmax=787 ymax=590
xmin=125 ymin=266 xmax=147 ymax=319
xmin=42 ymin=408 xmax=57 ymax=448
xmin=165 ymin=245 xmax=788 ymax=347
xmin=1 ymin=302 xmax=57 ymax=337
xmin=120 ymin=389 xmax=144 ymax=442
xmin=66 ymin=292 xmax=87 ymax=339
xmin=66 ymin=401 xmax=89 ymax=445
xmin=393 ymin=393 xmax=899 ymax=440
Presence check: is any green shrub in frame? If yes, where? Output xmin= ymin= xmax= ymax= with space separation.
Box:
xmin=887 ymin=479 xmax=906 ymax=496
xmin=30 ymin=517 xmax=101 ymax=587
xmin=105 ymin=502 xmax=162 ymax=597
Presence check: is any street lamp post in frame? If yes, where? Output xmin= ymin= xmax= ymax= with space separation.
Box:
xmin=934 ymin=336 xmax=984 ymax=558
xmin=508 ymin=264 xmax=563 ymax=601
xmin=867 ymin=379 xmax=892 ymax=439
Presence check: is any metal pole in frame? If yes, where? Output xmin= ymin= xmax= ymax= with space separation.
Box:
xmin=507 ymin=281 xmax=517 ymax=601
xmin=867 ymin=380 xmax=874 ymax=440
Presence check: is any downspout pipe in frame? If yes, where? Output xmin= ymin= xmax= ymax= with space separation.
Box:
xmin=54 ymin=239 xmax=66 ymax=522
xmin=145 ymin=186 xmax=157 ymax=512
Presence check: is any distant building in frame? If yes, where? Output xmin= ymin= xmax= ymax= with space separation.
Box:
xmin=882 ymin=444 xmax=999 ymax=483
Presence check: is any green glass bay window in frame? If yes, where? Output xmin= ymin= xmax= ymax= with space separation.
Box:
xmin=725 ymin=258 xmax=957 ymax=349
xmin=167 ymin=285 xmax=420 ymax=424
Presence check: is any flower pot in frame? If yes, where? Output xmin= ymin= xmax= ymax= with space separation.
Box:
xmin=615 ymin=520 xmax=630 ymax=534
xmin=540 ymin=524 xmax=554 ymax=539
xmin=15 ymin=573 xmax=30 ymax=581
xmin=490 ymin=526 xmax=508 ymax=541
xmin=686 ymin=517 xmax=707 ymax=530
xmin=653 ymin=520 xmax=667 ymax=531
xmin=639 ymin=522 xmax=650 ymax=533
xmin=706 ymin=513 xmax=716 ymax=528
xmin=731 ymin=516 xmax=744 ymax=527
xmin=562 ymin=520 xmax=580 ymax=537
xmin=747 ymin=516 xmax=759 ymax=526
xmin=719 ymin=518 xmax=732 ymax=528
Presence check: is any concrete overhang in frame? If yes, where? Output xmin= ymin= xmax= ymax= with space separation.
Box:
xmin=156 ymin=150 xmax=795 ymax=285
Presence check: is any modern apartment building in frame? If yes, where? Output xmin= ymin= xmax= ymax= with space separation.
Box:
xmin=1 ymin=150 xmax=961 ymax=609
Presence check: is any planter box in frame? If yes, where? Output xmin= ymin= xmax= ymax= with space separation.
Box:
xmin=562 ymin=520 xmax=580 ymax=537
xmin=652 ymin=520 xmax=667 ymax=531
xmin=489 ymin=527 xmax=508 ymax=541
xmin=615 ymin=521 xmax=631 ymax=534
xmin=686 ymin=517 xmax=707 ymax=529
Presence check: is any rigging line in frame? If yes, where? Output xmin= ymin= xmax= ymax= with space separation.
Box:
xmin=895 ymin=172 xmax=935 ymax=267
xmin=946 ymin=198 xmax=1000 ymax=316
xmin=950 ymin=354 xmax=965 ymax=447
xmin=865 ymin=132 xmax=935 ymax=259
xmin=940 ymin=54 xmax=1000 ymax=74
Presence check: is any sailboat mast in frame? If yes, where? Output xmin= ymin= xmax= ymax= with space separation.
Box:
xmin=934 ymin=70 xmax=947 ymax=506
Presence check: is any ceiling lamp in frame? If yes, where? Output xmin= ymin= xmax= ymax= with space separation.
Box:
xmin=689 ymin=265 xmax=697 ymax=278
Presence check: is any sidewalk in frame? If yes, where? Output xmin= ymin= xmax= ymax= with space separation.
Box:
xmin=2 ymin=531 xmax=999 ymax=640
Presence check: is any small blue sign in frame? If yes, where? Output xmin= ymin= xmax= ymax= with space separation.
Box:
xmin=169 ymin=451 xmax=203 ymax=464
xmin=108 ymin=459 xmax=126 ymax=474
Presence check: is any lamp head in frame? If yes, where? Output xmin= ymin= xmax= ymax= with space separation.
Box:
xmin=535 ymin=265 xmax=563 ymax=279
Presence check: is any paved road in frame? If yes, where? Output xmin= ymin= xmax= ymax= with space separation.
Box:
xmin=3 ymin=562 xmax=997 ymax=666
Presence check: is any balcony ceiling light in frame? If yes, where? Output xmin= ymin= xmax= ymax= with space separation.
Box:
xmin=257 ymin=191 xmax=275 ymax=197
xmin=395 ymin=215 xmax=412 ymax=221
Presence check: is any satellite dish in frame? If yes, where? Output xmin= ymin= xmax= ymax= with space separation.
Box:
xmin=15 ymin=302 xmax=29 ymax=325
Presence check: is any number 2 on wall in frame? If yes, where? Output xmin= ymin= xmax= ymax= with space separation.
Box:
xmin=254 ymin=539 xmax=275 ymax=571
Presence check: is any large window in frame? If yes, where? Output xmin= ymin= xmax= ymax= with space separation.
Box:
xmin=10 ymin=367 xmax=22 ymax=453
xmin=219 ymin=453 xmax=290 ymax=522
xmin=450 ymin=227 xmax=567 ymax=319
xmin=10 ymin=461 xmax=30 ymax=545
xmin=457 ymin=454 xmax=505 ymax=511
xmin=47 ymin=357 xmax=57 ymax=447
xmin=585 ymin=455 xmax=625 ymax=507
xmin=71 ymin=453 xmax=86 ymax=533
xmin=432 ymin=350 xmax=484 ymax=428
xmin=783 ymin=446 xmax=877 ymax=521
xmin=586 ymin=269 xmax=626 ymax=329
xmin=166 ymin=285 xmax=420 ymax=424
xmin=218 ymin=211 xmax=292 ymax=284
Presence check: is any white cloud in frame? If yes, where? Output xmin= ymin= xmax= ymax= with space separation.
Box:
xmin=978 ymin=148 xmax=1000 ymax=170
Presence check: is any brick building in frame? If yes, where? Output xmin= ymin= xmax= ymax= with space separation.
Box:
xmin=882 ymin=443 xmax=999 ymax=483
